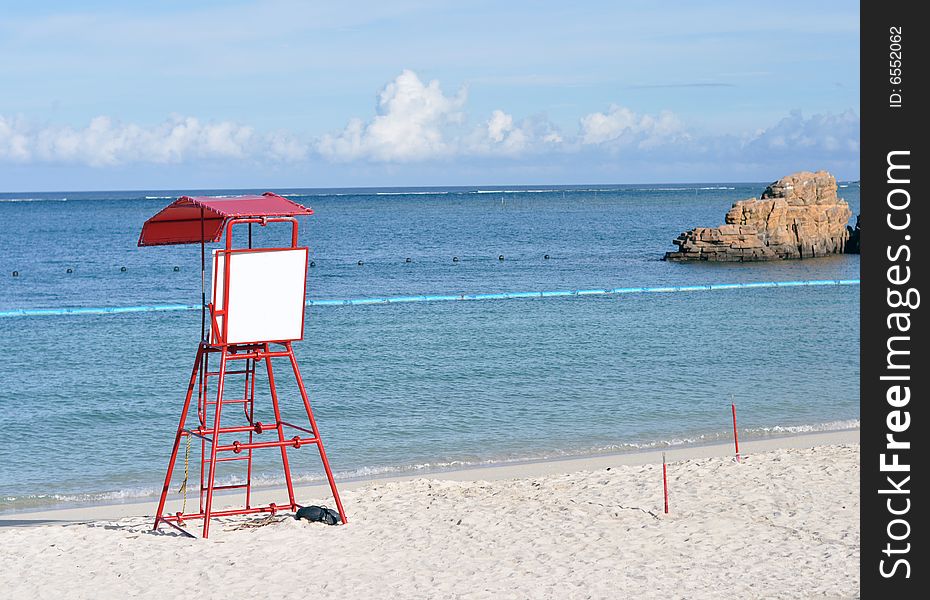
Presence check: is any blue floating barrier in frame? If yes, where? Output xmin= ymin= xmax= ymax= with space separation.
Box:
xmin=0 ymin=279 xmax=860 ymax=318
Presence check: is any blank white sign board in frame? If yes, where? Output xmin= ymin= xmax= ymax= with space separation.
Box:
xmin=212 ymin=248 xmax=308 ymax=344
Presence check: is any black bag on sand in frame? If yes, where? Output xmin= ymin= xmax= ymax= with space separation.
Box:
xmin=295 ymin=505 xmax=341 ymax=525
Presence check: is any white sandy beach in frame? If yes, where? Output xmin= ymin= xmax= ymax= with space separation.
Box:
xmin=0 ymin=430 xmax=859 ymax=599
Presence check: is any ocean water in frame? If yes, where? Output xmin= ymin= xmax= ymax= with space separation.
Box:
xmin=0 ymin=183 xmax=860 ymax=511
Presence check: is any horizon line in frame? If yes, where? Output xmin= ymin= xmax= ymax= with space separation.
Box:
xmin=1 ymin=178 xmax=862 ymax=197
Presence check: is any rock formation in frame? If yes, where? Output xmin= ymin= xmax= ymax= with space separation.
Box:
xmin=845 ymin=214 xmax=860 ymax=254
xmin=664 ymin=171 xmax=853 ymax=262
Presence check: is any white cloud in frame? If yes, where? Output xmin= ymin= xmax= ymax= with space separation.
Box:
xmin=487 ymin=110 xmax=513 ymax=143
xmin=318 ymin=69 xmax=466 ymax=162
xmin=0 ymin=116 xmax=31 ymax=161
xmin=579 ymin=104 xmax=684 ymax=147
xmin=744 ymin=109 xmax=859 ymax=156
xmin=1 ymin=68 xmax=859 ymax=180
xmin=469 ymin=110 xmax=527 ymax=156
xmin=319 ymin=70 xmax=564 ymax=161
xmin=465 ymin=110 xmax=566 ymax=157
xmin=265 ymin=130 xmax=312 ymax=162
xmin=0 ymin=114 xmax=308 ymax=166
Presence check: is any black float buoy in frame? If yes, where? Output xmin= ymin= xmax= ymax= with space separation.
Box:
xmin=12 ymin=271 xmax=19 ymax=277
xmin=405 ymin=257 xmax=411 ymax=263
xmin=309 ymin=260 xmax=315 ymax=268
xmin=66 ymin=268 xmax=73 ymax=273
xmin=544 ymin=254 xmax=550 ymax=260
xmin=173 ymin=266 xmax=180 ymax=272
xmin=498 ymin=255 xmax=504 ymax=261
xmin=357 ymin=260 xmax=364 ymax=266
xmin=452 ymin=256 xmax=459 ymax=263
xmin=120 ymin=266 xmax=127 ymax=272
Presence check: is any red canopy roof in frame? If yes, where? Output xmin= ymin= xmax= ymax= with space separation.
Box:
xmin=138 ymin=192 xmax=313 ymax=246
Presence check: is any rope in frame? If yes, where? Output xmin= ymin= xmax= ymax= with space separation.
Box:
xmin=0 ymin=278 xmax=860 ymax=318
xmin=226 ymin=515 xmax=286 ymax=531
xmin=178 ymin=431 xmax=191 ymax=518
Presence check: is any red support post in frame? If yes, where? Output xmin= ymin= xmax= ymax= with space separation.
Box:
xmin=153 ymin=344 xmax=204 ymax=531
xmin=731 ymin=403 xmax=741 ymax=463
xmin=286 ymin=342 xmax=348 ymax=525
xmin=662 ymin=452 xmax=669 ymax=514
xmin=201 ymin=349 xmax=228 ymax=538
xmin=264 ymin=343 xmax=297 ymax=510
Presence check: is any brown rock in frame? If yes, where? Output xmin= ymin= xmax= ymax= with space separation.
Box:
xmin=664 ymin=170 xmax=852 ymax=262
xmin=761 ymin=170 xmax=838 ymax=205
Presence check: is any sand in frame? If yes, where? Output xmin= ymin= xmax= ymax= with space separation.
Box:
xmin=0 ymin=430 xmax=859 ymax=599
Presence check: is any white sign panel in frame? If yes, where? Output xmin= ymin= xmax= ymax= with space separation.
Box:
xmin=212 ymin=248 xmax=308 ymax=344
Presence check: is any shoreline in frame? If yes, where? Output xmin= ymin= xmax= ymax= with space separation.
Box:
xmin=0 ymin=433 xmax=860 ymax=597
xmin=1 ymin=427 xmax=858 ymax=527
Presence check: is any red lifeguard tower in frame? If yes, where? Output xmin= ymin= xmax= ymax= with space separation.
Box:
xmin=139 ymin=192 xmax=346 ymax=538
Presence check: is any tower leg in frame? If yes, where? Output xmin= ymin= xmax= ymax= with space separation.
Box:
xmin=153 ymin=343 xmax=204 ymax=531
xmin=198 ymin=349 xmax=210 ymax=514
xmin=244 ymin=357 xmax=256 ymax=509
xmin=264 ymin=344 xmax=297 ymax=510
xmin=285 ymin=342 xmax=348 ymax=524
xmin=201 ymin=348 xmax=228 ymax=538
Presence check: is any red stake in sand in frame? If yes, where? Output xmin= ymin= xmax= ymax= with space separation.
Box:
xmin=731 ymin=403 xmax=741 ymax=463
xmin=662 ymin=452 xmax=669 ymax=514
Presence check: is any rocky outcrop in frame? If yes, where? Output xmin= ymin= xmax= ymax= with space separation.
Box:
xmin=665 ymin=171 xmax=853 ymax=262
xmin=845 ymin=215 xmax=860 ymax=254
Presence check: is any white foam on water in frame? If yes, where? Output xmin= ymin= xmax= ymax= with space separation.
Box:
xmin=0 ymin=418 xmax=860 ymax=513
xmin=375 ymin=191 xmax=450 ymax=196
xmin=747 ymin=418 xmax=860 ymax=434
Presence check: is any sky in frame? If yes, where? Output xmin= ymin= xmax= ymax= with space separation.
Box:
xmin=1 ymin=1 xmax=860 ymax=191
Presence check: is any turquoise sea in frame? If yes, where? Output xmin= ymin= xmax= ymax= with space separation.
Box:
xmin=0 ymin=183 xmax=860 ymax=512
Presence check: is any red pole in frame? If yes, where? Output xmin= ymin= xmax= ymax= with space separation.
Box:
xmin=153 ymin=344 xmax=204 ymax=532
xmin=286 ymin=342 xmax=348 ymax=524
xmin=662 ymin=452 xmax=669 ymax=514
xmin=731 ymin=403 xmax=741 ymax=463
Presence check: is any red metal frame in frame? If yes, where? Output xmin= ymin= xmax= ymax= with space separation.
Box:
xmin=210 ymin=218 xmax=308 ymax=346
xmin=138 ymin=193 xmax=313 ymax=247
xmin=150 ymin=207 xmax=346 ymax=539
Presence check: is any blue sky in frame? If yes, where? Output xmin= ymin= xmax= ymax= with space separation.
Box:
xmin=1 ymin=1 xmax=859 ymax=191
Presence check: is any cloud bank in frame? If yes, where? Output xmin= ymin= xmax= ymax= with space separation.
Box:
xmin=0 ymin=115 xmax=307 ymax=166
xmin=579 ymin=105 xmax=685 ymax=147
xmin=1 ymin=70 xmax=858 ymax=176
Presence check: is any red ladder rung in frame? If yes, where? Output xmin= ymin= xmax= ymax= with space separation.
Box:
xmin=199 ymin=423 xmax=275 ymax=435
xmin=203 ymin=455 xmax=252 ymax=464
xmin=210 ymin=483 xmax=251 ymax=491
xmin=216 ymin=437 xmax=318 ymax=453
xmin=226 ymin=351 xmax=290 ymax=361
xmin=158 ymin=504 xmax=293 ymax=523
xmin=204 ymin=369 xmax=253 ymax=376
